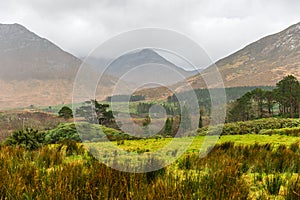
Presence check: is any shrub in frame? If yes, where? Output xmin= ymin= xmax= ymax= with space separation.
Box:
xmin=45 ymin=122 xmax=130 ymax=144
xmin=45 ymin=123 xmax=80 ymax=144
xmin=5 ymin=128 xmax=45 ymax=150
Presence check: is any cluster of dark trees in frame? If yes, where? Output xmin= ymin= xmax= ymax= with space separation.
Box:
xmin=140 ymin=104 xmax=202 ymax=136
xmin=58 ymin=100 xmax=116 ymax=128
xmin=163 ymin=105 xmax=203 ymax=136
xmin=58 ymin=100 xmax=197 ymax=137
xmin=228 ymin=75 xmax=300 ymax=122
xmin=167 ymin=86 xmax=275 ymax=120
xmin=55 ymin=95 xmax=204 ymax=137
xmin=106 ymin=95 xmax=145 ymax=102
xmin=136 ymin=102 xmax=180 ymax=115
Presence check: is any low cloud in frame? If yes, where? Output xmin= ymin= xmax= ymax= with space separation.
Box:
xmin=0 ymin=0 xmax=299 ymax=62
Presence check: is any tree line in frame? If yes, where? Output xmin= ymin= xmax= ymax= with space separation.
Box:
xmin=136 ymin=102 xmax=181 ymax=116
xmin=167 ymin=86 xmax=275 ymax=117
xmin=228 ymin=75 xmax=300 ymax=122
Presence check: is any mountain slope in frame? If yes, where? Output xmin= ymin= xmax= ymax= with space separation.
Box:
xmin=136 ymin=22 xmax=300 ymax=99
xmin=187 ymin=21 xmax=300 ymax=89
xmin=0 ymin=23 xmax=125 ymax=109
xmin=0 ymin=23 xmax=80 ymax=80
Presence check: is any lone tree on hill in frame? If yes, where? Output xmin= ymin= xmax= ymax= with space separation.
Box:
xmin=76 ymin=99 xmax=116 ymax=128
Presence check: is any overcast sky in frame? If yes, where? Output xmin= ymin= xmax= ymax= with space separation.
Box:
xmin=1 ymin=0 xmax=300 ymax=63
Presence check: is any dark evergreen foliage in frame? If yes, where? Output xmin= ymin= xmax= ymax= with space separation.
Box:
xmin=106 ymin=95 xmax=145 ymax=102
xmin=58 ymin=106 xmax=73 ymax=119
xmin=76 ymin=99 xmax=117 ymax=128
xmin=228 ymin=75 xmax=300 ymax=122
xmin=5 ymin=128 xmax=45 ymax=150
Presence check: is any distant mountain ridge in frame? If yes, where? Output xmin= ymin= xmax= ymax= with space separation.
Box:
xmin=84 ymin=48 xmax=199 ymax=87
xmin=106 ymin=49 xmax=197 ymax=77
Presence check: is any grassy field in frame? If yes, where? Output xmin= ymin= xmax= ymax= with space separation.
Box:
xmin=1 ymin=134 xmax=300 ymax=199
xmin=1 ymin=112 xmax=300 ymax=199
xmin=102 ymin=134 xmax=300 ymax=153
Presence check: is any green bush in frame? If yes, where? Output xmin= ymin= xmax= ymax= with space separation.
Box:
xmin=5 ymin=128 xmax=45 ymax=150
xmin=45 ymin=123 xmax=80 ymax=144
xmin=45 ymin=122 xmax=129 ymax=144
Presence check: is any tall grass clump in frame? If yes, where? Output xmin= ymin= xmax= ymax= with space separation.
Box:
xmin=264 ymin=173 xmax=284 ymax=195
xmin=285 ymin=176 xmax=300 ymax=199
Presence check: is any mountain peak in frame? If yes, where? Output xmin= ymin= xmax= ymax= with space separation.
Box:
xmin=0 ymin=22 xmax=24 ymax=27
xmin=84 ymin=48 xmax=198 ymax=87
xmin=0 ymin=23 xmax=29 ymax=32
xmin=138 ymin=48 xmax=158 ymax=55
xmin=0 ymin=23 xmax=43 ymax=43
xmin=126 ymin=48 xmax=163 ymax=61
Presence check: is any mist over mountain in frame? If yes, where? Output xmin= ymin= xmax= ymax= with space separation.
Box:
xmin=84 ymin=48 xmax=199 ymax=87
